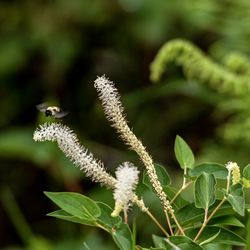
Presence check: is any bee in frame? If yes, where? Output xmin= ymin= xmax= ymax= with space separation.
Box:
xmin=36 ymin=103 xmax=68 ymax=118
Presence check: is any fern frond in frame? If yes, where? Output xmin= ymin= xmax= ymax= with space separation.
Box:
xmin=223 ymin=52 xmax=250 ymax=76
xmin=150 ymin=39 xmax=250 ymax=95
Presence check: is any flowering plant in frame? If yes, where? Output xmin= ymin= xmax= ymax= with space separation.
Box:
xmin=34 ymin=76 xmax=250 ymax=249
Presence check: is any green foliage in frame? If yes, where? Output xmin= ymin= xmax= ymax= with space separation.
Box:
xmin=45 ymin=192 xmax=134 ymax=250
xmin=43 ymin=136 xmax=248 ymax=248
xmin=189 ymin=163 xmax=228 ymax=180
xmin=174 ymin=135 xmax=195 ymax=169
xmin=226 ymin=184 xmax=245 ymax=216
xmin=152 ymin=235 xmax=203 ymax=250
xmin=243 ymin=164 xmax=250 ymax=179
xmin=143 ymin=164 xmax=171 ymax=189
xmin=4 ymin=2 xmax=250 ymax=247
xmin=187 ymin=226 xmax=246 ymax=246
xmin=194 ymin=173 xmax=216 ymax=210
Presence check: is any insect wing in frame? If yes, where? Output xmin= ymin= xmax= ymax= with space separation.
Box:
xmin=54 ymin=111 xmax=69 ymax=118
xmin=36 ymin=103 xmax=48 ymax=112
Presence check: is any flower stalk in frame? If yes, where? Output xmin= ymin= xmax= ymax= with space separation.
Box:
xmin=94 ymin=75 xmax=184 ymax=235
xmin=33 ymin=122 xmax=168 ymax=236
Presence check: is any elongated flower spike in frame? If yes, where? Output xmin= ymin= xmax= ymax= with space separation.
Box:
xmin=94 ymin=76 xmax=185 ymax=235
xmin=33 ymin=122 xmax=170 ymax=236
xmin=111 ymin=162 xmax=139 ymax=217
xmin=33 ymin=122 xmax=117 ymax=188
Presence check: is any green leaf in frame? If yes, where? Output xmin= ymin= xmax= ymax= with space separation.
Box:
xmin=47 ymin=209 xmax=96 ymax=226
xmin=143 ymin=164 xmax=171 ymax=190
xmin=174 ymin=135 xmax=195 ymax=169
xmin=189 ymin=163 xmax=228 ymax=180
xmin=138 ymin=247 xmax=163 ymax=250
xmin=199 ymin=230 xmax=221 ymax=246
xmin=152 ymin=235 xmax=166 ymax=248
xmin=176 ymin=202 xmax=235 ymax=227
xmin=112 ymin=223 xmax=134 ymax=250
xmin=167 ymin=236 xmax=204 ymax=250
xmin=194 ymin=173 xmax=216 ymax=209
xmin=243 ymin=164 xmax=250 ymax=179
xmin=96 ymin=202 xmax=122 ymax=230
xmin=163 ymin=186 xmax=189 ymax=210
xmin=187 ymin=226 xmax=246 ymax=246
xmin=152 ymin=235 xmax=204 ymax=250
xmin=44 ymin=192 xmax=101 ymax=220
xmin=226 ymin=183 xmax=245 ymax=216
xmin=209 ymin=216 xmax=245 ymax=227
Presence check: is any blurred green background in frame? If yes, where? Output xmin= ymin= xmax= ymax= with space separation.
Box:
xmin=1 ymin=0 xmax=250 ymax=249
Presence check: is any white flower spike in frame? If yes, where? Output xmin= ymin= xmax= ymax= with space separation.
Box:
xmin=111 ymin=162 xmax=139 ymax=217
xmin=33 ymin=122 xmax=116 ymax=188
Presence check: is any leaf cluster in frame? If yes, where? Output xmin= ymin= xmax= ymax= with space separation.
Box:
xmin=45 ymin=136 xmax=250 ymax=249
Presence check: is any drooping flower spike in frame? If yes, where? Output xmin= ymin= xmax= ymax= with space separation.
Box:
xmin=33 ymin=122 xmax=116 ymax=188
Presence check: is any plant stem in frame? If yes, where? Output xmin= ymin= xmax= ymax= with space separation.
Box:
xmin=165 ymin=211 xmax=174 ymax=235
xmin=194 ymin=166 xmax=232 ymax=242
xmin=170 ymin=181 xmax=192 ymax=204
xmin=132 ymin=195 xmax=170 ymax=237
xmin=194 ymin=198 xmax=225 ymax=241
xmin=146 ymin=210 xmax=170 ymax=237
xmin=123 ymin=207 xmax=128 ymax=223
xmin=96 ymin=222 xmax=111 ymax=233
xmin=169 ymin=210 xmax=185 ymax=236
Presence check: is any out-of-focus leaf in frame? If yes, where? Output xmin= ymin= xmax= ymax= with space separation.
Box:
xmin=243 ymin=164 xmax=250 ymax=179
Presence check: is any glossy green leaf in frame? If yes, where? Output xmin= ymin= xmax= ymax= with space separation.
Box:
xmin=187 ymin=226 xmax=246 ymax=246
xmin=189 ymin=163 xmax=228 ymax=180
xmin=44 ymin=192 xmax=101 ymax=220
xmin=243 ymin=164 xmax=250 ymax=179
xmin=176 ymin=202 xmax=235 ymax=227
xmin=143 ymin=164 xmax=171 ymax=190
xmin=195 ymin=173 xmax=216 ymax=209
xmin=96 ymin=202 xmax=122 ymax=230
xmin=199 ymin=230 xmax=221 ymax=246
xmin=152 ymin=235 xmax=204 ymax=250
xmin=174 ymin=135 xmax=195 ymax=169
xmin=209 ymin=216 xmax=245 ymax=227
xmin=226 ymin=183 xmax=245 ymax=216
xmin=112 ymin=223 xmax=134 ymax=250
xmin=47 ymin=209 xmax=96 ymax=226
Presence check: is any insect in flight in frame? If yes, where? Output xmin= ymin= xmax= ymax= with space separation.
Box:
xmin=36 ymin=103 xmax=69 ymax=118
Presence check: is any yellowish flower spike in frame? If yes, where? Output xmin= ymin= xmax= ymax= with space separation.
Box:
xmin=226 ymin=161 xmax=241 ymax=185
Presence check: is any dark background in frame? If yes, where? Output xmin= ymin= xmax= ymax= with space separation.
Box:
xmin=1 ymin=0 xmax=250 ymax=249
